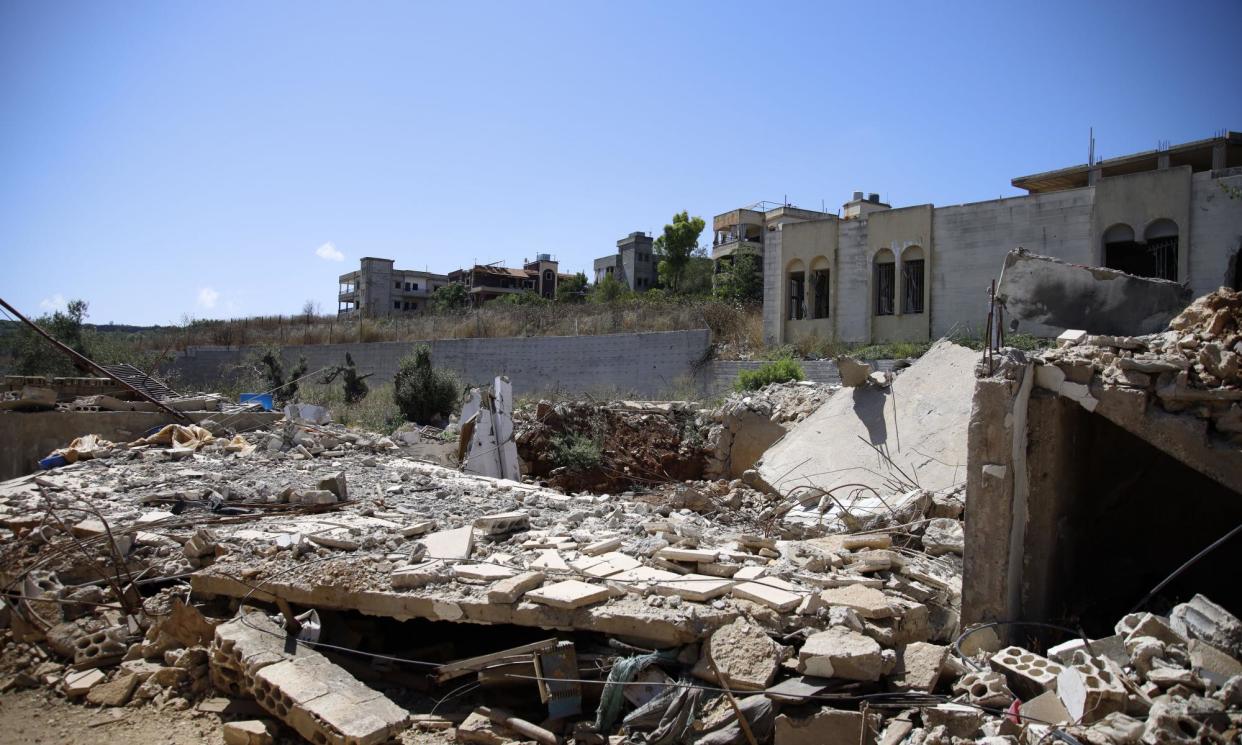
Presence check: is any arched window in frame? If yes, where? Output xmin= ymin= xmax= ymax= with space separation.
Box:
xmin=874 ymin=249 xmax=895 ymax=316
xmin=786 ymin=259 xmax=805 ymax=321
xmin=901 ymin=245 xmax=925 ymax=314
xmin=810 ymin=256 xmax=830 ymax=319
xmin=1104 ymin=222 xmax=1178 ymax=280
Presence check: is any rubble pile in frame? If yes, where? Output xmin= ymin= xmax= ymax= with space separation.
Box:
xmin=515 ymin=399 xmax=706 ymax=491
xmin=1033 ymin=287 xmax=1242 ymax=440
xmin=702 ymin=381 xmax=832 ymax=480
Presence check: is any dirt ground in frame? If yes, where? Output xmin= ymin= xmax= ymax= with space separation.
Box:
xmin=0 ymin=689 xmax=225 ymax=745
xmin=0 ymin=688 xmax=459 ymax=745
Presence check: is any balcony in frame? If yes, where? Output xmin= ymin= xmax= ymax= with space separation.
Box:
xmin=712 ymin=238 xmax=763 ymax=261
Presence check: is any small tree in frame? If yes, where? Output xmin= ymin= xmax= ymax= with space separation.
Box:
xmin=556 ymin=272 xmax=589 ymax=303
xmin=653 ymin=211 xmax=706 ymax=293
xmin=713 ymin=252 xmax=763 ymax=304
xmin=301 ymin=299 xmax=319 ymax=325
xmin=393 ymin=345 xmax=460 ymax=424
xmin=320 ymin=352 xmax=373 ymax=403
xmin=253 ymin=348 xmax=308 ymax=405
xmin=589 ymin=274 xmax=632 ymax=304
xmin=15 ymin=299 xmax=91 ymax=376
xmin=431 ymin=283 xmax=469 ymax=313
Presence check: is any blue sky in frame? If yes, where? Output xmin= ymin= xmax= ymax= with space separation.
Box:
xmin=2 ymin=0 xmax=1240 ymax=325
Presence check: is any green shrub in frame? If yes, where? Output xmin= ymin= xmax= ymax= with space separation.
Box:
xmin=735 ymin=357 xmax=805 ymax=391
xmin=551 ymin=432 xmax=602 ymax=472
xmin=392 ymin=345 xmax=461 ymax=424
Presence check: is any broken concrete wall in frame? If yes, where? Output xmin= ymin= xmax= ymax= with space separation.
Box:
xmin=996 ymin=249 xmax=1193 ymax=337
xmin=755 ymin=340 xmax=978 ymax=501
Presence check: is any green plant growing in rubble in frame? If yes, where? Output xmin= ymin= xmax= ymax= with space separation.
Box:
xmin=392 ymin=345 xmax=460 ymax=424
xmin=551 ymin=432 xmax=603 ymax=472
xmin=734 ymin=357 xmax=805 ymax=392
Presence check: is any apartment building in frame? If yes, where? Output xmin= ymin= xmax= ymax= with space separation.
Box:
xmin=337 ymin=258 xmax=450 ymax=317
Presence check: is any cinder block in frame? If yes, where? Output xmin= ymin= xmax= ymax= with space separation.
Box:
xmin=989 ymin=645 xmax=1063 ymax=698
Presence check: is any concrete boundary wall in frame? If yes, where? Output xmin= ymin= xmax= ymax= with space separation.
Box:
xmin=167 ymin=330 xmax=713 ymax=398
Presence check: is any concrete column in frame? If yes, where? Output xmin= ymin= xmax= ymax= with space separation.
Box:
xmin=1158 ymin=153 xmax=1170 ymax=170
xmin=1213 ymin=142 xmax=1227 ymax=171
xmin=1087 ymin=165 xmax=1102 ymax=186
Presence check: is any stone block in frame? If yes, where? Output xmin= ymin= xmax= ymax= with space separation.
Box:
xmin=819 ymin=584 xmax=893 ymax=619
xmin=453 ymin=564 xmax=517 ymax=581
xmin=62 ymin=668 xmax=105 ymax=698
xmin=774 ymin=707 xmax=863 ymax=745
xmin=530 ymin=549 xmax=568 ymax=571
xmin=86 ymin=671 xmax=140 ymax=706
xmin=486 ymin=571 xmax=544 ymax=603
xmin=798 ymin=626 xmax=883 ymax=681
xmin=183 ymin=528 xmax=220 ymax=558
xmin=1116 ymin=612 xmax=1187 ymax=648
xmin=391 ymin=561 xmax=448 ymax=589
xmin=571 ymin=551 xmax=640 ymax=579
xmin=653 ymin=574 xmax=734 ymax=602
xmin=317 ymin=471 xmax=348 ymax=500
xmin=223 ymin=719 xmax=276 ymax=745
xmin=417 ymin=527 xmax=474 ymax=561
xmin=523 ymin=580 xmax=610 ymax=610
xmin=989 ymin=646 xmax=1063 ymax=699
xmin=654 ymin=547 xmax=720 ymax=563
xmin=706 ymin=618 xmax=780 ymax=692
xmin=886 ymin=642 xmax=947 ymax=692
xmin=473 ymin=511 xmax=529 ymax=536
xmin=733 ymin=578 xmax=803 ymax=612
xmin=581 ymin=536 xmax=623 ymax=556
xmin=292 ymin=489 xmax=337 ymax=506
xmin=1188 ymin=639 xmax=1242 ymax=689
xmin=921 ymin=518 xmax=964 ymax=556
xmin=923 ymin=703 xmax=984 ymax=739
xmin=1170 ymin=594 xmax=1242 ymax=659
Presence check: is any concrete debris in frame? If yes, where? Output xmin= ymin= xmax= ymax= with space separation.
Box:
xmin=1 ymin=344 xmax=1239 ymax=745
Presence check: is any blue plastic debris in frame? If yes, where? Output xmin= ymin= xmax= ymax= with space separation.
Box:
xmin=240 ymin=393 xmax=274 ymax=411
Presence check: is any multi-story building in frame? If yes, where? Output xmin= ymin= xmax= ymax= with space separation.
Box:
xmin=711 ymin=202 xmax=836 ymax=278
xmin=337 ymin=258 xmax=450 ymax=317
xmin=756 ymin=130 xmax=1242 ymax=345
xmin=593 ymin=231 xmax=658 ymax=291
xmin=447 ymin=254 xmax=571 ymax=305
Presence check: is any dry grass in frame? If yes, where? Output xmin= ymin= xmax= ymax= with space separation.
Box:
xmin=59 ymin=300 xmax=765 ymax=362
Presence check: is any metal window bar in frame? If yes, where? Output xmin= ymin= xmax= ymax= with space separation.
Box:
xmin=788 ymin=274 xmax=805 ymax=320
xmin=813 ymin=270 xmax=830 ymax=319
xmin=875 ymin=263 xmax=895 ymax=316
xmin=902 ymin=260 xmax=925 ymax=314
xmin=1149 ymin=237 xmax=1178 ymax=280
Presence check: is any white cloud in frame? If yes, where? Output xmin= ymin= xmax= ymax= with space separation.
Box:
xmin=197 ymin=287 xmax=220 ymax=309
xmin=315 ymin=241 xmax=344 ymax=262
xmin=39 ymin=293 xmax=66 ymax=311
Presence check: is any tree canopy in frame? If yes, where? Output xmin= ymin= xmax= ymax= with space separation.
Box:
xmin=653 ymin=211 xmax=706 ymax=293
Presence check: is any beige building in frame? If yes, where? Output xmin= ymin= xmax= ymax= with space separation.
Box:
xmin=752 ymin=131 xmax=1242 ymax=346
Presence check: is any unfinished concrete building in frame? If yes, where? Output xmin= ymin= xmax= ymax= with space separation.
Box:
xmin=752 ymin=131 xmax=1242 ymax=346
xmin=337 ymin=257 xmax=450 ymax=317
xmin=593 ymin=231 xmax=657 ymax=291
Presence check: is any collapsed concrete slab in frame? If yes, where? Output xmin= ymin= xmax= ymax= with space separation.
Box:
xmin=756 ymin=340 xmax=977 ymax=523
xmin=212 ymin=613 xmax=409 ymax=745
xmin=996 ymin=248 xmax=1193 ymax=337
